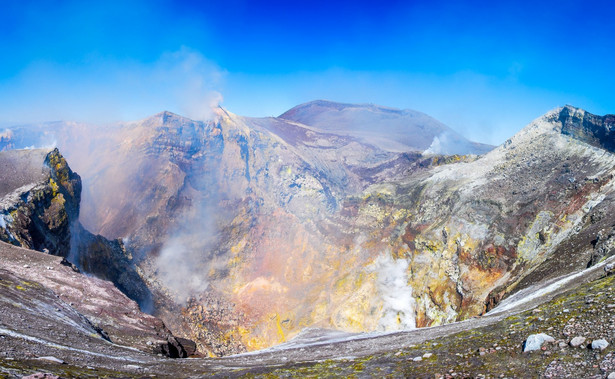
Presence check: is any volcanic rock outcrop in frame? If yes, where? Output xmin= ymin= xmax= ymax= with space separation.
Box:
xmin=0 ymin=148 xmax=80 ymax=256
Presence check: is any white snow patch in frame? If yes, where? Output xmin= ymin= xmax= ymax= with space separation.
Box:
xmin=372 ymin=252 xmax=417 ymax=331
xmin=0 ymin=327 xmax=146 ymax=362
xmin=487 ymin=256 xmax=615 ymax=315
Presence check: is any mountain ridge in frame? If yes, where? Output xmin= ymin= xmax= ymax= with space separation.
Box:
xmin=279 ymin=99 xmax=494 ymax=155
xmin=281 ymin=99 xmax=421 ymax=116
xmin=1 ymin=102 xmax=615 ymax=359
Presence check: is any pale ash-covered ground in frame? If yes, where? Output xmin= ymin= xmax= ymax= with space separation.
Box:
xmin=0 ymin=241 xmax=179 ymax=354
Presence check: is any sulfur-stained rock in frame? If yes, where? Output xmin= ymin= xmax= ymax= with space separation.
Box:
xmin=0 ymin=148 xmax=80 ymax=256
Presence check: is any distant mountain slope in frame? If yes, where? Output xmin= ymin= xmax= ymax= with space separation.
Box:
xmin=279 ymin=100 xmax=494 ymax=154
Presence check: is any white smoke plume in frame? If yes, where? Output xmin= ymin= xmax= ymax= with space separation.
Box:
xmin=423 ymin=131 xmax=478 ymax=155
xmin=423 ymin=134 xmax=447 ymax=155
xmin=0 ymin=47 xmax=225 ymax=124
xmin=154 ymin=184 xmax=230 ymax=304
xmin=152 ymin=47 xmax=225 ymax=121
xmin=372 ymin=251 xmax=417 ymax=331
xmin=155 ymin=237 xmax=211 ymax=303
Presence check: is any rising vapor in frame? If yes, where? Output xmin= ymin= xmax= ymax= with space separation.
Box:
xmin=0 ymin=47 xmax=225 ymax=124
xmin=372 ymin=252 xmax=417 ymax=331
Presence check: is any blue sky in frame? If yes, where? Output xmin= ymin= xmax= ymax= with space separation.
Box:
xmin=1 ymin=0 xmax=613 ymax=144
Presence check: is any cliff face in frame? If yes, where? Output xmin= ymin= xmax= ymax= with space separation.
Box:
xmin=2 ymin=104 xmax=615 ymax=358
xmin=0 ymin=148 xmax=80 ymax=256
xmin=558 ymin=105 xmax=615 ymax=152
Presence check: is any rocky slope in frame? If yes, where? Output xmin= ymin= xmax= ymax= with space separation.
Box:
xmin=0 ymin=241 xmax=192 ymax=361
xmin=1 ymin=103 xmax=615 ymax=362
xmin=2 ymin=243 xmax=615 ymax=378
xmin=0 ymin=148 xmax=194 ymax=359
xmin=339 ymin=105 xmax=615 ymax=326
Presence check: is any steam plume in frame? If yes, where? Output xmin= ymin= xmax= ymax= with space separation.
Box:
xmin=372 ymin=252 xmax=417 ymax=331
xmin=0 ymin=47 xmax=224 ymax=123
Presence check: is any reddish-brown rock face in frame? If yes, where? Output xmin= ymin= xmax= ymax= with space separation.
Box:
xmin=0 ymin=240 xmax=184 ymax=356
